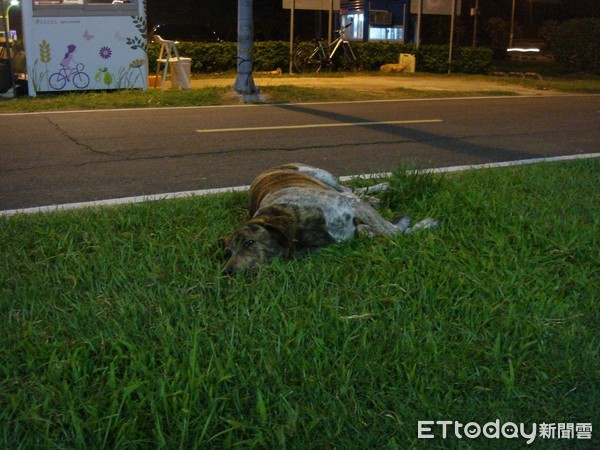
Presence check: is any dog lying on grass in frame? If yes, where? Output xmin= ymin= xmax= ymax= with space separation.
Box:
xmin=219 ymin=163 xmax=438 ymax=273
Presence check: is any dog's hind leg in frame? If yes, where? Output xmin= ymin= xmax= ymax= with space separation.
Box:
xmin=353 ymin=206 xmax=409 ymax=237
xmin=353 ymin=182 xmax=390 ymax=196
xmin=355 ymin=208 xmax=438 ymax=237
xmin=404 ymin=217 xmax=439 ymax=234
xmin=291 ymin=164 xmax=390 ymax=198
xmin=294 ymin=164 xmax=351 ymax=193
xmin=393 ymin=215 xmax=412 ymax=232
xmin=353 ymin=182 xmax=390 ymax=206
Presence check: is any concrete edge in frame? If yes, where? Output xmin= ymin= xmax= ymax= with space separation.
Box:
xmin=2 ymin=153 xmax=598 ymax=217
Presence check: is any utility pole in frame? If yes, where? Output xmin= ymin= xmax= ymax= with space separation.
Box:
xmin=509 ymin=0 xmax=516 ymax=47
xmin=448 ymin=0 xmax=457 ymax=74
xmin=289 ymin=0 xmax=295 ymax=73
xmin=416 ymin=0 xmax=422 ymax=49
xmin=472 ymin=0 xmax=479 ymax=47
xmin=234 ymin=0 xmax=259 ymax=101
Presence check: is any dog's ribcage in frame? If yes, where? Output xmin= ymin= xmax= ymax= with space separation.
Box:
xmin=260 ymin=187 xmax=396 ymax=241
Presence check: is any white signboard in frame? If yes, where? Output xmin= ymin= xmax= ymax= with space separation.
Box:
xmin=283 ymin=0 xmax=340 ymax=11
xmin=22 ymin=1 xmax=148 ymax=95
xmin=410 ymin=0 xmax=461 ymax=16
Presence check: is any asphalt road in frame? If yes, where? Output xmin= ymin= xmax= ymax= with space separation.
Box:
xmin=1 ymin=94 xmax=599 ymax=211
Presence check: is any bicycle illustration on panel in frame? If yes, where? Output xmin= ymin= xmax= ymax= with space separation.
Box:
xmin=49 ymin=62 xmax=91 ymax=90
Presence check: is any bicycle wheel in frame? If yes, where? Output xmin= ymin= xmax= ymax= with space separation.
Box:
xmin=73 ymin=72 xmax=90 ymax=89
xmin=342 ymin=46 xmax=363 ymax=72
xmin=347 ymin=55 xmax=364 ymax=72
xmin=48 ymin=72 xmax=67 ymax=90
xmin=294 ymin=44 xmax=322 ymax=73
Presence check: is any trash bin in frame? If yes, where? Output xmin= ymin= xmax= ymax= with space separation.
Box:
xmin=399 ymin=53 xmax=416 ymax=73
xmin=169 ymin=57 xmax=192 ymax=89
xmin=0 ymin=61 xmax=12 ymax=94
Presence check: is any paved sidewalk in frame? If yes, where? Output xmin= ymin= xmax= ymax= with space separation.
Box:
xmin=186 ymin=73 xmax=557 ymax=97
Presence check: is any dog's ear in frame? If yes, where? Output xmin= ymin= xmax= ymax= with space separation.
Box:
xmin=253 ymin=206 xmax=298 ymax=257
xmin=262 ymin=215 xmax=296 ymax=243
xmin=262 ymin=218 xmax=297 ymax=258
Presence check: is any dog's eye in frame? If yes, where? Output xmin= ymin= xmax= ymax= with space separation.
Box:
xmin=243 ymin=240 xmax=255 ymax=249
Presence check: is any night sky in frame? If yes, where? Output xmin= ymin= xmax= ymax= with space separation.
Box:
xmin=146 ymin=0 xmax=599 ymax=43
xmin=7 ymin=1 xmax=598 ymax=44
xmin=147 ymin=0 xmax=290 ymax=41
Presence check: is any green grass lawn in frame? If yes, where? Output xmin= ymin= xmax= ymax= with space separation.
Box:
xmin=1 ymin=70 xmax=599 ymax=113
xmin=1 ymin=160 xmax=598 ymax=448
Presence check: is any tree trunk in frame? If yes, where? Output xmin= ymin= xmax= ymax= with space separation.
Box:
xmin=234 ymin=0 xmax=258 ymax=95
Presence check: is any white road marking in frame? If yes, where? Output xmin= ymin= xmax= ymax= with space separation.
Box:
xmin=0 ymin=94 xmax=581 ymax=117
xmin=339 ymin=153 xmax=600 ymax=181
xmin=196 ymin=119 xmax=443 ymax=134
xmin=1 ymin=153 xmax=598 ymax=217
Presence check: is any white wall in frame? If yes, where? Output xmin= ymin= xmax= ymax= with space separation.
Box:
xmin=23 ymin=1 xmax=148 ymax=96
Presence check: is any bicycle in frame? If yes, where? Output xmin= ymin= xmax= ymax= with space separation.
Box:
xmin=49 ymin=63 xmax=90 ymax=90
xmin=294 ymin=22 xmax=363 ymax=73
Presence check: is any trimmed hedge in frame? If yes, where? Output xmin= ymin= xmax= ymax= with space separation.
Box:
xmin=356 ymin=43 xmax=493 ymax=73
xmin=148 ymin=41 xmax=290 ymax=73
xmin=148 ymin=42 xmax=236 ymax=73
xmin=147 ymin=41 xmax=493 ymax=75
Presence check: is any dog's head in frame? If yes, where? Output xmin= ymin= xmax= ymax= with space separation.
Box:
xmin=219 ymin=211 xmax=296 ymax=273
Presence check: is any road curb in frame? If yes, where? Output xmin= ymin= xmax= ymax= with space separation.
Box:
xmin=2 ymin=153 xmax=598 ymax=217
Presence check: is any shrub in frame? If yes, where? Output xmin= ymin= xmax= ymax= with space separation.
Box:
xmin=177 ymin=42 xmax=237 ymax=73
xmin=452 ymin=46 xmax=494 ymax=74
xmin=415 ymin=45 xmax=449 ymax=73
xmin=356 ymin=43 xmax=492 ymax=74
xmin=254 ymin=41 xmax=289 ymax=71
xmin=549 ymin=18 xmax=600 ymax=73
xmin=354 ymin=42 xmax=417 ymax=70
xmin=148 ymin=41 xmax=288 ymax=73
xmin=147 ymin=41 xmax=493 ymax=75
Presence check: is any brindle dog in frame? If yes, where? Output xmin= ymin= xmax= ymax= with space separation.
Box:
xmin=219 ymin=163 xmax=438 ymax=273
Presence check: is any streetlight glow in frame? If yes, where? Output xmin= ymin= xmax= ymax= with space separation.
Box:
xmin=3 ymin=0 xmax=20 ymax=36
